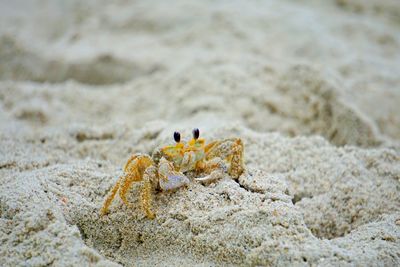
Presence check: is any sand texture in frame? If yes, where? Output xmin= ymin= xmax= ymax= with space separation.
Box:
xmin=1 ymin=0 xmax=400 ymax=266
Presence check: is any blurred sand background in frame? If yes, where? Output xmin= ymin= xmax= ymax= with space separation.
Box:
xmin=0 ymin=0 xmax=399 ymax=266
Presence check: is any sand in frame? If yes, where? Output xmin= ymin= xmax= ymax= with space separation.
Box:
xmin=1 ymin=0 xmax=399 ymax=266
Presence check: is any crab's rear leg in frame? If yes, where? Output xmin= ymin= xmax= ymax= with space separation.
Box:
xmin=100 ymin=177 xmax=122 ymax=215
xmin=100 ymin=171 xmax=141 ymax=215
xmin=100 ymin=154 xmax=154 ymax=215
xmin=205 ymin=138 xmax=244 ymax=179
xmin=118 ymin=169 xmax=142 ymax=208
xmin=194 ymin=157 xmax=226 ymax=184
xmin=229 ymin=138 xmax=244 ymax=178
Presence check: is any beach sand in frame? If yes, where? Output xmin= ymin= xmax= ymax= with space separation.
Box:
xmin=1 ymin=0 xmax=399 ymax=266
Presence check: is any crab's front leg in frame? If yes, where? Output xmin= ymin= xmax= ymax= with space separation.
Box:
xmin=204 ymin=138 xmax=244 ymax=179
xmin=141 ymin=165 xmax=157 ymax=219
xmin=139 ymin=158 xmax=189 ymax=219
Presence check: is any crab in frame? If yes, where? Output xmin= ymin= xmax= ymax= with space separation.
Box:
xmin=100 ymin=128 xmax=244 ymax=219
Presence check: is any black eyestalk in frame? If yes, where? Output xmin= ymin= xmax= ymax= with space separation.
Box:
xmin=173 ymin=131 xmax=181 ymax=143
xmin=192 ymin=128 xmax=200 ymax=140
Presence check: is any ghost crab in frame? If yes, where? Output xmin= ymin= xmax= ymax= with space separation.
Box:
xmin=100 ymin=128 xmax=244 ymax=219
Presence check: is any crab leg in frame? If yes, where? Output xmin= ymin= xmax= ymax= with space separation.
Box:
xmin=100 ymin=154 xmax=154 ymax=215
xmin=205 ymin=138 xmax=244 ymax=178
xmin=228 ymin=138 xmax=244 ymax=178
xmin=119 ymin=169 xmax=141 ymax=208
xmin=100 ymin=178 xmax=121 ymax=215
xmin=100 ymin=154 xmax=140 ymax=215
xmin=195 ymin=157 xmax=226 ymax=183
xmin=141 ymin=169 xmax=156 ymax=219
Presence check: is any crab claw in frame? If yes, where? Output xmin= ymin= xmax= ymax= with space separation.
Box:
xmin=158 ymin=157 xmax=190 ymax=191
xmin=159 ymin=173 xmax=190 ymax=191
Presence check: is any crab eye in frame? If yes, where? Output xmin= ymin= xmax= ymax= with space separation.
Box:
xmin=173 ymin=131 xmax=181 ymax=143
xmin=192 ymin=128 xmax=200 ymax=140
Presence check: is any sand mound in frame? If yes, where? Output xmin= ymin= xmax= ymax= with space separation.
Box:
xmin=1 ymin=126 xmax=399 ymax=266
